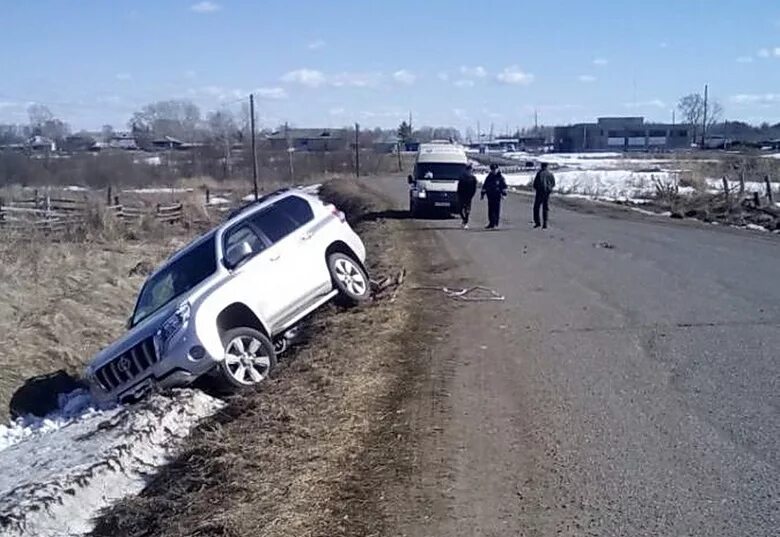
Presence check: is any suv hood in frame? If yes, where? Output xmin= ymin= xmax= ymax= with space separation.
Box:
xmin=86 ymin=272 xmax=222 ymax=373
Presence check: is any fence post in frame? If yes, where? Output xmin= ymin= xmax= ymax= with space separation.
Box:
xmin=753 ymin=191 xmax=761 ymax=207
xmin=0 ymin=196 xmax=4 ymax=222
xmin=722 ymin=176 xmax=730 ymax=208
xmin=739 ymin=171 xmax=745 ymax=195
xmin=107 ymin=185 xmax=112 ymax=206
xmin=34 ymin=189 xmax=39 ymax=208
xmin=206 ymin=188 xmax=210 ymax=206
xmin=765 ymin=175 xmax=774 ymax=204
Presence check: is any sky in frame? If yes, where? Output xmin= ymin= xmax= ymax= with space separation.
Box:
xmin=1 ymin=0 xmax=780 ymax=133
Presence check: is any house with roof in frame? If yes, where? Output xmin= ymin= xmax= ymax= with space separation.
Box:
xmin=267 ymin=128 xmax=348 ymax=152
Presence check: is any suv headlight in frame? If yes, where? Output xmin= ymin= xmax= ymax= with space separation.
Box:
xmin=417 ymin=189 xmax=427 ymax=199
xmin=156 ymin=302 xmax=190 ymax=354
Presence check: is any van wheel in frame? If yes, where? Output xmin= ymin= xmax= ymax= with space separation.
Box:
xmin=217 ymin=327 xmax=276 ymax=391
xmin=328 ymin=253 xmax=371 ymax=305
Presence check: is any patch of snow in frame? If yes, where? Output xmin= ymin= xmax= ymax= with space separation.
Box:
xmin=761 ymin=153 xmax=780 ymax=159
xmin=122 ymin=187 xmax=194 ymax=194
xmin=207 ymin=196 xmax=231 ymax=206
xmin=704 ymin=178 xmax=769 ymax=194
xmin=0 ymin=389 xmax=223 ymax=537
xmin=479 ymin=169 xmax=678 ymax=203
xmin=64 ymin=186 xmax=89 ymax=192
xmin=0 ymin=390 xmax=97 ymax=453
xmin=744 ymin=223 xmax=769 ymax=232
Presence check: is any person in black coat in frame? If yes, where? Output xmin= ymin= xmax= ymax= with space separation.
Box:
xmin=457 ymin=164 xmax=478 ymax=229
xmin=481 ymin=163 xmax=508 ymax=229
xmin=532 ymin=162 xmax=556 ymax=229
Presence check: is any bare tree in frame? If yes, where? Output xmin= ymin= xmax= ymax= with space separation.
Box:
xmin=100 ymin=124 xmax=114 ymax=143
xmin=27 ymin=103 xmax=69 ymax=145
xmin=678 ymin=93 xmax=724 ymax=145
xmin=678 ymin=94 xmax=704 ymax=144
xmin=207 ymin=110 xmax=238 ymax=177
xmin=129 ymin=100 xmax=202 ymax=141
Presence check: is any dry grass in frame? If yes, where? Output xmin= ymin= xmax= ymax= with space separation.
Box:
xmin=89 ymin=179 xmax=447 ymax=537
xmin=0 ymin=227 xmax=197 ymax=420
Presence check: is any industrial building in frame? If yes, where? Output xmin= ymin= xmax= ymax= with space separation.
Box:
xmin=554 ymin=117 xmax=689 ymax=152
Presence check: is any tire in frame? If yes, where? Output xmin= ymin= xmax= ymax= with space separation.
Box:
xmin=409 ymin=198 xmax=419 ymax=218
xmin=216 ymin=327 xmax=277 ymax=391
xmin=328 ymin=252 xmax=371 ymax=305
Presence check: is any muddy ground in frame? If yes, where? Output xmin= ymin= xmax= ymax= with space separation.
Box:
xmin=88 ymin=179 xmax=452 ymax=537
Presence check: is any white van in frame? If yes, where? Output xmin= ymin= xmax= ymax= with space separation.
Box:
xmin=407 ymin=142 xmax=469 ymax=217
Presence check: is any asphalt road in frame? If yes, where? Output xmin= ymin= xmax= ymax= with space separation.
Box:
xmin=367 ymin=177 xmax=779 ymax=537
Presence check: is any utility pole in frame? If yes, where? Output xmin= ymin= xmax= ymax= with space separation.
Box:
xmin=534 ymin=109 xmax=539 ymax=132
xmin=672 ymin=109 xmax=675 ymax=126
xmin=408 ymin=111 xmax=413 ymax=134
xmin=701 ymin=84 xmax=709 ymax=147
xmin=249 ymin=93 xmax=258 ymax=200
xmin=355 ymin=122 xmax=360 ymax=177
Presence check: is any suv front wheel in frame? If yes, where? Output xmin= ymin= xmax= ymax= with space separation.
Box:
xmin=328 ymin=253 xmax=370 ymax=305
xmin=217 ymin=327 xmax=277 ymax=390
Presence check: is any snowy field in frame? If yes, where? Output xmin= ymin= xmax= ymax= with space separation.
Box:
xmin=477 ymin=169 xmax=680 ymax=203
xmin=0 ymin=390 xmax=223 ymax=537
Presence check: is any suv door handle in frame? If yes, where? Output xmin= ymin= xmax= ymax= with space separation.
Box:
xmin=301 ymin=232 xmax=313 ymax=241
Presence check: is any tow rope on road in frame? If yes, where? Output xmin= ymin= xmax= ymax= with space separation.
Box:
xmin=412 ymin=285 xmax=505 ymax=302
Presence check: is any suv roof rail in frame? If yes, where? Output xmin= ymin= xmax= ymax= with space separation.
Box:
xmin=224 ymin=187 xmax=291 ymax=221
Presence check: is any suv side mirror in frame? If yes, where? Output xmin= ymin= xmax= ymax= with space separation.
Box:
xmin=225 ymin=241 xmax=253 ymax=269
xmin=407 ymin=174 xmax=414 ymax=185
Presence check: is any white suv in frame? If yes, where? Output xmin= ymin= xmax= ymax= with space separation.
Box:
xmin=84 ymin=188 xmax=370 ymax=404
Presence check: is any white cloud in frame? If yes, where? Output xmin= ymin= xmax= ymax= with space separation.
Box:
xmin=437 ymin=71 xmax=449 ymax=81
xmin=330 ymin=71 xmax=382 ymax=88
xmin=281 ymin=68 xmax=382 ymax=88
xmin=775 ymin=47 xmax=780 ymax=57
xmin=329 ymin=107 xmax=345 ymax=116
xmin=593 ymin=58 xmax=608 ymax=66
xmin=578 ymin=74 xmax=597 ymax=83
xmin=281 ymin=68 xmax=327 ymax=88
xmin=659 ymin=42 xmax=669 ymax=48
xmin=737 ymin=56 xmax=754 ymax=64
xmin=308 ymin=39 xmax=326 ymax=50
xmin=0 ymin=101 xmax=18 ymax=109
xmin=191 ymin=1 xmax=221 ymax=13
xmin=730 ymin=93 xmax=780 ymax=105
xmin=453 ymin=108 xmax=468 ymax=120
xmin=392 ymin=69 xmax=416 ymax=85
xmin=624 ymin=99 xmax=666 ymax=109
xmin=454 ymin=79 xmax=475 ymax=88
xmin=496 ymin=66 xmax=535 ymax=85
xmin=115 ymin=73 xmax=132 ymax=81
xmin=184 ymin=70 xmax=197 ymax=79
xmin=758 ymin=48 xmax=770 ymax=58
xmin=254 ymin=87 xmax=288 ymax=100
xmin=459 ymin=65 xmax=487 ymax=78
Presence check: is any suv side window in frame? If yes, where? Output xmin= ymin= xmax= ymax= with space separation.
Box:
xmin=250 ymin=196 xmax=313 ymax=243
xmin=224 ymin=225 xmax=265 ymax=256
xmin=279 ymin=195 xmax=315 ymax=226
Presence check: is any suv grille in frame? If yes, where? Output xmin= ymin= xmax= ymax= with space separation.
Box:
xmin=94 ymin=337 xmax=158 ymax=392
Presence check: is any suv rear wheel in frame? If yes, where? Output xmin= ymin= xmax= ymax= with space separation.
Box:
xmin=328 ymin=252 xmax=370 ymax=305
xmin=217 ymin=327 xmax=277 ymax=390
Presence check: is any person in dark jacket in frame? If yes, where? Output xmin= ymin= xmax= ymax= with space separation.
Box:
xmin=532 ymin=162 xmax=556 ymax=228
xmin=481 ymin=163 xmax=508 ymax=229
xmin=457 ymin=163 xmax=478 ymax=229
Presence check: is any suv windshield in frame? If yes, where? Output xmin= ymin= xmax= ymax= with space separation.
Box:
xmin=416 ymin=162 xmax=467 ymax=181
xmin=131 ymin=235 xmax=217 ymax=327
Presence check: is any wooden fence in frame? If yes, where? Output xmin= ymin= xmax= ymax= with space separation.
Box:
xmin=0 ymin=192 xmax=184 ymax=232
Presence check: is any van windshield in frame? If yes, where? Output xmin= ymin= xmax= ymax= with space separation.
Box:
xmin=416 ymin=163 xmax=468 ymax=181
